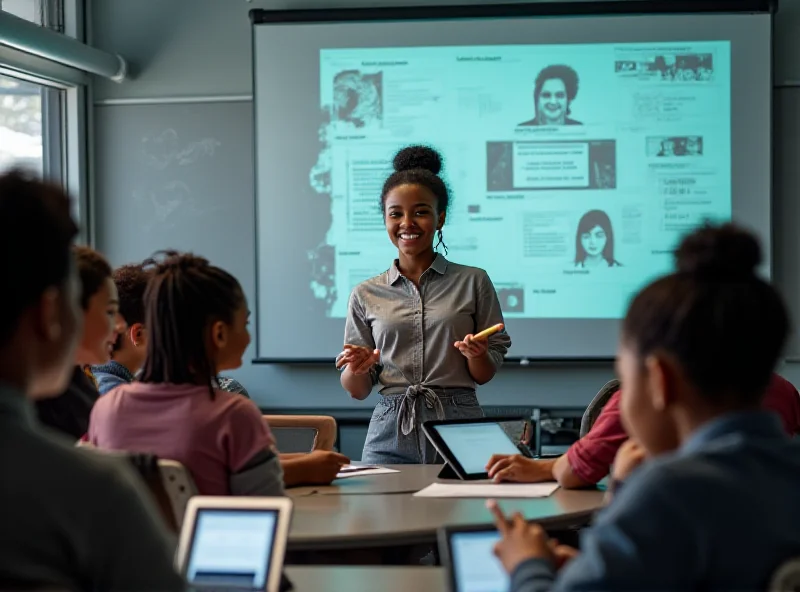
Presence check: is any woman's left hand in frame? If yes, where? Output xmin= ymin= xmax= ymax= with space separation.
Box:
xmin=454 ymin=334 xmax=489 ymax=359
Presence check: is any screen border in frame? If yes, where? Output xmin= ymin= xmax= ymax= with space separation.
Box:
xmin=438 ymin=523 xmax=504 ymax=592
xmin=175 ymin=496 xmax=293 ymax=592
xmin=251 ymin=0 xmax=775 ymax=26
xmin=422 ymin=416 xmax=529 ymax=480
xmin=249 ymin=0 xmax=775 ymax=364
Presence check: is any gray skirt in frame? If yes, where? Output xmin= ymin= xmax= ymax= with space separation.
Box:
xmin=361 ymin=386 xmax=484 ymax=464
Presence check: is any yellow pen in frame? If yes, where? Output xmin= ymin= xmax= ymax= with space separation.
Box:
xmin=473 ymin=323 xmax=504 ymax=341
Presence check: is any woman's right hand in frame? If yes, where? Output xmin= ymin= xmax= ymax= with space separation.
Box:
xmin=336 ymin=344 xmax=380 ymax=375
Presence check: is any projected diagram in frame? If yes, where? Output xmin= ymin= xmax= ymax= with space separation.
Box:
xmin=332 ymin=70 xmax=383 ymax=128
xmin=307 ymin=40 xmax=731 ymax=320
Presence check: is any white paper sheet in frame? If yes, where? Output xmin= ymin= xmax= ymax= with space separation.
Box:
xmin=413 ymin=482 xmax=559 ymax=498
xmin=335 ymin=465 xmax=400 ymax=479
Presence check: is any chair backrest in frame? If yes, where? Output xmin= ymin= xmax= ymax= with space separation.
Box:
xmin=125 ymin=453 xmax=179 ymax=533
xmin=580 ymin=379 xmax=621 ymax=438
xmin=158 ymin=459 xmax=198 ymax=530
xmin=263 ymin=415 xmax=337 ymax=452
xmin=770 ymin=557 xmax=800 ymax=592
xmin=271 ymin=427 xmax=319 ymax=453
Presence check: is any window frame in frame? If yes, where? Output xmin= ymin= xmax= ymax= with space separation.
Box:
xmin=0 ymin=0 xmax=91 ymax=243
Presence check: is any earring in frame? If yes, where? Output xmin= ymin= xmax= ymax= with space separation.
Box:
xmin=434 ymin=229 xmax=448 ymax=256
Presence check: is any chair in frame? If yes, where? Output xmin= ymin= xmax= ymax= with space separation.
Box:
xmin=126 ymin=453 xmax=180 ymax=534
xmin=770 ymin=557 xmax=800 ymax=592
xmin=158 ymin=459 xmax=198 ymax=530
xmin=579 ymin=379 xmax=621 ymax=438
xmin=82 ymin=448 xmax=187 ymax=533
xmin=263 ymin=415 xmax=337 ymax=452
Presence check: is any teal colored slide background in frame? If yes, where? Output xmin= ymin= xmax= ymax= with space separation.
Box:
xmin=252 ymin=11 xmax=770 ymax=360
xmin=314 ymin=41 xmax=731 ymax=320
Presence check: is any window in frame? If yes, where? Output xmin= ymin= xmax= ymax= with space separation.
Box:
xmin=0 ymin=0 xmax=91 ymax=236
xmin=0 ymin=73 xmax=63 ymax=177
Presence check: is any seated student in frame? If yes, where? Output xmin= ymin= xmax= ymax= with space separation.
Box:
xmin=88 ymin=252 xmax=348 ymax=494
xmin=93 ymin=263 xmax=151 ymax=395
xmin=93 ymin=262 xmax=253 ymax=400
xmin=36 ymin=245 xmax=124 ymax=439
xmin=490 ymin=223 xmax=800 ymax=591
xmin=487 ymin=372 xmax=800 ymax=488
xmin=0 ymin=170 xmax=182 ymax=590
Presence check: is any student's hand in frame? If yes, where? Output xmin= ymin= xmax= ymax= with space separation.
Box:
xmin=336 ymin=345 xmax=380 ymax=375
xmin=486 ymin=454 xmax=541 ymax=483
xmin=454 ymin=334 xmax=489 ymax=359
xmin=548 ymin=539 xmax=580 ymax=570
xmin=611 ymin=438 xmax=647 ymax=482
xmin=301 ymin=450 xmax=351 ymax=485
xmin=488 ymin=500 xmax=554 ymax=574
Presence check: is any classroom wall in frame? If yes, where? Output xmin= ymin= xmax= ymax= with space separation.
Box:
xmin=88 ymin=0 xmax=800 ymax=410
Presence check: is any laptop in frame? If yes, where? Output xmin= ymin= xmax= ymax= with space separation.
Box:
xmin=175 ymin=496 xmax=293 ymax=592
xmin=439 ymin=524 xmax=508 ymax=592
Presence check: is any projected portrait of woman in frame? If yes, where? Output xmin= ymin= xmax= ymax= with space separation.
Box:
xmin=575 ymin=210 xmax=621 ymax=268
xmin=519 ymin=64 xmax=582 ymax=126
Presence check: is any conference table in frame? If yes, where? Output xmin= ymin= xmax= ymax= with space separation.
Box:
xmin=285 ymin=566 xmax=445 ymax=591
xmin=286 ymin=464 xmax=605 ymax=552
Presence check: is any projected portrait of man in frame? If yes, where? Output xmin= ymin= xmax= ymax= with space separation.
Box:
xmin=519 ymin=65 xmax=582 ymax=126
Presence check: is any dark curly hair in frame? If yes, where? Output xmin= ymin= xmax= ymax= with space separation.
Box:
xmin=622 ymin=223 xmax=789 ymax=406
xmin=0 ymin=169 xmax=78 ymax=345
xmin=74 ymin=245 xmax=113 ymax=311
xmin=111 ymin=263 xmax=152 ymax=352
xmin=535 ymin=65 xmax=580 ymax=116
xmin=379 ymin=145 xmax=450 ymax=216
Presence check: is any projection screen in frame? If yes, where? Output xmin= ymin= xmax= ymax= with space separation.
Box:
xmin=250 ymin=1 xmax=773 ymax=362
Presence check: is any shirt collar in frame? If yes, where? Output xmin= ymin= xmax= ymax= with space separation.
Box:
xmin=92 ymin=360 xmax=135 ymax=384
xmin=680 ymin=410 xmax=784 ymax=456
xmin=387 ymin=253 xmax=449 ymax=285
xmin=0 ymin=382 xmax=36 ymax=425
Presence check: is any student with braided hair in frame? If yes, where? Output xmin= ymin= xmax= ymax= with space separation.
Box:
xmin=93 ymin=261 xmax=252 ymax=398
xmin=88 ymin=251 xmax=348 ymax=494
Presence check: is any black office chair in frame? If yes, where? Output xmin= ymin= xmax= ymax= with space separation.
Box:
xmin=579 ymin=379 xmax=621 ymax=438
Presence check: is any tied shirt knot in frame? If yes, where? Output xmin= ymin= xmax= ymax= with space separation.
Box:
xmin=398 ymin=384 xmax=445 ymax=436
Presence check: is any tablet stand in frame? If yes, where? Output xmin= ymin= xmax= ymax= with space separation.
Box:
xmin=437 ymin=462 xmax=461 ymax=480
xmin=280 ymin=571 xmax=293 ymax=592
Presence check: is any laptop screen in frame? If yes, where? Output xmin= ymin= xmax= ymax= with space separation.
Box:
xmin=434 ymin=423 xmax=520 ymax=475
xmin=186 ymin=509 xmax=279 ymax=590
xmin=450 ymin=530 xmax=509 ymax=592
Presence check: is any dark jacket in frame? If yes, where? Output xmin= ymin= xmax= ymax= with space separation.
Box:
xmin=36 ymin=366 xmax=99 ymax=440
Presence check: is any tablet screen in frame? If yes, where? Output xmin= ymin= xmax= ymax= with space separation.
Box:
xmin=434 ymin=422 xmax=520 ymax=475
xmin=186 ymin=509 xmax=278 ymax=589
xmin=450 ymin=530 xmax=508 ymax=592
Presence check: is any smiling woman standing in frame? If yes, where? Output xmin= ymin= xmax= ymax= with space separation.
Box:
xmin=336 ymin=146 xmax=511 ymax=464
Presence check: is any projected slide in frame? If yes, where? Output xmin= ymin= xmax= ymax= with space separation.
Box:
xmin=307 ymin=42 xmax=730 ymax=320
